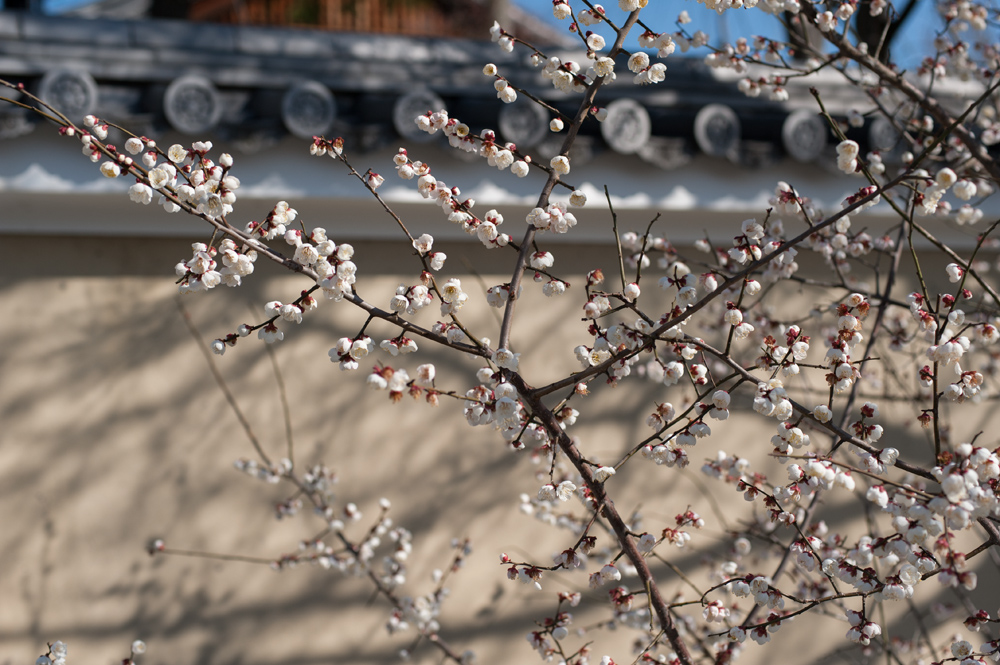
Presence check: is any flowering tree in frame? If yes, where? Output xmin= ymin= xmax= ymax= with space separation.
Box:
xmin=8 ymin=1 xmax=1000 ymax=664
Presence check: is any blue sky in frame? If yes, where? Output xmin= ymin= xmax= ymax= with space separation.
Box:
xmin=512 ymin=0 xmax=941 ymax=69
xmin=25 ymin=0 xmax=942 ymax=69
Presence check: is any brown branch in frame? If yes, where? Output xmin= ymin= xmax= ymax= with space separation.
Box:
xmin=512 ymin=373 xmax=695 ymax=665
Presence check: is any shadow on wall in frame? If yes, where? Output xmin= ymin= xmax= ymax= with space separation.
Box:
xmin=1 ymin=234 xmax=997 ymax=665
xmin=0 ymin=233 xmax=669 ymax=665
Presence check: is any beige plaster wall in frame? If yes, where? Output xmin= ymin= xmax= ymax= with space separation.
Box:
xmin=0 ymin=234 xmax=996 ymax=665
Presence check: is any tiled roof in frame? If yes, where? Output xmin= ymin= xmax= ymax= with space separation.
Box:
xmin=5 ymin=11 xmax=993 ymax=246
xmin=0 ymin=12 xmax=905 ymax=169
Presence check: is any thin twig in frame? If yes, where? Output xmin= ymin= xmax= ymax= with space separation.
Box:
xmin=176 ymin=299 xmax=273 ymax=467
